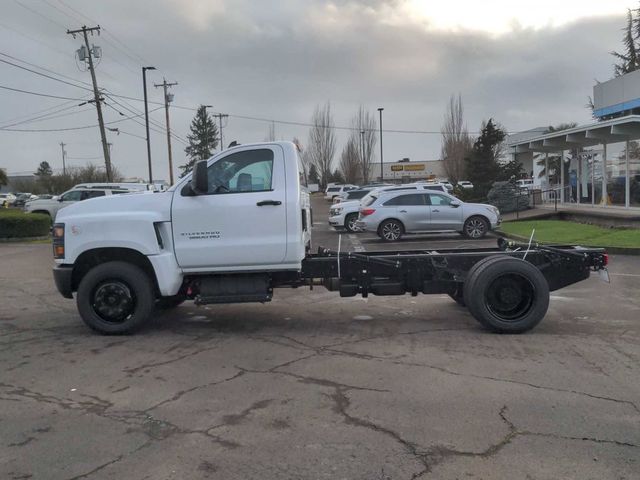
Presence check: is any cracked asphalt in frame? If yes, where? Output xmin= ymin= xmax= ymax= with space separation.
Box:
xmin=1 ymin=195 xmax=639 ymax=479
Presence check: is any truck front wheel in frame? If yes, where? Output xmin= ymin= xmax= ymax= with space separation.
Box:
xmin=77 ymin=261 xmax=155 ymax=334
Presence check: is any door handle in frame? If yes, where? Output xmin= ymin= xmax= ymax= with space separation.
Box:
xmin=399 ymin=210 xmax=407 ymax=213
xmin=256 ymin=200 xmax=282 ymax=206
xmin=432 ymin=209 xmax=440 ymax=213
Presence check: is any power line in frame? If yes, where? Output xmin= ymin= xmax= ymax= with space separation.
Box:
xmin=0 ymin=106 xmax=162 ymax=132
xmin=0 ymin=50 xmax=92 ymax=88
xmin=0 ymin=97 xmax=81 ymax=126
xmin=13 ymin=0 xmax=68 ymax=30
xmin=0 ymin=56 xmax=93 ymax=91
xmin=0 ymin=84 xmax=85 ymax=100
xmin=0 ymin=104 xmax=92 ymax=129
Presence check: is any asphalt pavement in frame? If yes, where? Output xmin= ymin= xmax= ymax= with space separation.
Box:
xmin=0 ymin=194 xmax=638 ymax=479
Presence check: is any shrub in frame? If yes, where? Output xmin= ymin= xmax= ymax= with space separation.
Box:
xmin=0 ymin=210 xmax=51 ymax=238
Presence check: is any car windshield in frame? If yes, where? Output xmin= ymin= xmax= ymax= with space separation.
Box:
xmin=327 ymin=187 xmax=340 ymax=192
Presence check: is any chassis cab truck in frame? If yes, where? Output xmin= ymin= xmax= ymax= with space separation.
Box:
xmin=52 ymin=142 xmax=608 ymax=335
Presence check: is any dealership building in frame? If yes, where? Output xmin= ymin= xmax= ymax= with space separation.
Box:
xmin=508 ymin=70 xmax=640 ymax=209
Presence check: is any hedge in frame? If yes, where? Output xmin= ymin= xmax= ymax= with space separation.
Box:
xmin=0 ymin=210 xmax=51 ymax=238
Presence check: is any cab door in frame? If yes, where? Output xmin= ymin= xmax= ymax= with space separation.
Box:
xmin=172 ymin=145 xmax=288 ymax=270
xmin=428 ymin=193 xmax=463 ymax=230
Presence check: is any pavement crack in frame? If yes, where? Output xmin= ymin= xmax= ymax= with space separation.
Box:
xmin=65 ymin=440 xmax=152 ymax=479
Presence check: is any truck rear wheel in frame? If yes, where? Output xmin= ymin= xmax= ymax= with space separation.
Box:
xmin=463 ymin=256 xmax=549 ymax=333
xmin=77 ymin=261 xmax=155 ymax=334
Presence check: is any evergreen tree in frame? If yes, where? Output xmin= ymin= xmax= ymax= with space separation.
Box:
xmin=35 ymin=161 xmax=53 ymax=177
xmin=308 ymin=164 xmax=320 ymax=184
xmin=0 ymin=168 xmax=7 ymax=186
xmin=465 ymin=119 xmax=506 ymax=198
xmin=612 ymin=8 xmax=640 ymax=76
xmin=180 ymin=105 xmax=219 ymax=177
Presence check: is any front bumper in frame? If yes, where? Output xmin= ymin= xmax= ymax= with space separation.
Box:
xmin=53 ymin=265 xmax=73 ymax=299
xmin=328 ymin=213 xmax=345 ymax=228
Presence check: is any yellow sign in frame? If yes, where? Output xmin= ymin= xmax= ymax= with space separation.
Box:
xmin=403 ymin=164 xmax=425 ymax=171
xmin=390 ymin=163 xmax=426 ymax=172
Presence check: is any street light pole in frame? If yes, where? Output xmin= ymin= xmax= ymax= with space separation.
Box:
xmin=377 ymin=107 xmax=384 ymax=181
xmin=142 ymin=66 xmax=156 ymax=184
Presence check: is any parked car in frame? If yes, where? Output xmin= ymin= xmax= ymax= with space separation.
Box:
xmin=0 ymin=193 xmax=17 ymax=207
xmin=13 ymin=193 xmax=38 ymax=207
xmin=515 ymin=178 xmax=535 ymax=191
xmin=333 ymin=188 xmax=372 ymax=204
xmin=457 ymin=180 xmax=474 ymax=190
xmin=324 ymin=184 xmax=358 ymax=201
xmin=328 ymin=183 xmax=451 ymax=233
xmin=24 ymin=187 xmax=133 ymax=220
xmin=356 ymin=190 xmax=501 ymax=241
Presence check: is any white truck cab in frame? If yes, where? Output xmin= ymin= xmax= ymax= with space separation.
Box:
xmin=53 ymin=142 xmax=311 ymax=332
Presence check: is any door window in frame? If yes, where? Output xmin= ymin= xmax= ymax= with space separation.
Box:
xmin=60 ymin=190 xmax=83 ymax=202
xmin=384 ymin=193 xmax=427 ymax=206
xmin=429 ymin=194 xmax=453 ymax=206
xmin=206 ymin=149 xmax=274 ymax=194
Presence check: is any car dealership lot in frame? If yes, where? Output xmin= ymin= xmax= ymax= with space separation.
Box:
xmin=0 ymin=196 xmax=639 ymax=479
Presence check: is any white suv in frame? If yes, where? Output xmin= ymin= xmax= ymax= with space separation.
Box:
xmin=25 ymin=187 xmax=132 ymax=220
xmin=328 ymin=183 xmax=449 ymax=232
xmin=324 ymin=184 xmax=358 ymax=202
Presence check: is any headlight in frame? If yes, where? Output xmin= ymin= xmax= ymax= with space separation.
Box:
xmin=330 ymin=208 xmax=342 ymax=215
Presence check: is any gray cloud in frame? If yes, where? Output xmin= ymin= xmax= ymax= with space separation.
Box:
xmin=0 ymin=1 xmax=627 ymax=179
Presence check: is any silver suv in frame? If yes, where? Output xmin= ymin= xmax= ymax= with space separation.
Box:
xmin=328 ymin=183 xmax=449 ymax=233
xmin=356 ymin=190 xmax=501 ymax=241
xmin=24 ymin=187 xmax=131 ymax=220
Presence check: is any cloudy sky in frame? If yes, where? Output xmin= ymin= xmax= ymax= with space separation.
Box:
xmin=0 ymin=0 xmax=636 ymax=181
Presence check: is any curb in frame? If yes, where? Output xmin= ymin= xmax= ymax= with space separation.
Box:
xmin=494 ymin=230 xmax=640 ymax=256
xmin=0 ymin=235 xmax=50 ymax=243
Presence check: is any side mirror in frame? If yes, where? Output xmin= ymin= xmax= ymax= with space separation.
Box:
xmin=190 ymin=160 xmax=209 ymax=194
xmin=450 ymin=200 xmax=461 ymax=207
xmin=58 ymin=197 xmax=64 ymax=202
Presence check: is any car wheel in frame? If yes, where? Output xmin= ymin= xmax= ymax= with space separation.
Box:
xmin=379 ymin=219 xmax=403 ymax=242
xmin=463 ymin=216 xmax=489 ymax=239
xmin=463 ymin=256 xmax=549 ymax=334
xmin=77 ymin=261 xmax=155 ymax=334
xmin=344 ymin=213 xmax=360 ymax=233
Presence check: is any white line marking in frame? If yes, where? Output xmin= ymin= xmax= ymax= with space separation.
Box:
xmin=610 ymin=273 xmax=640 ymax=277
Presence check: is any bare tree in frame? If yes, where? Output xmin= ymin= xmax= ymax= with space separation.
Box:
xmin=440 ymin=94 xmax=473 ymax=184
xmin=339 ymin=135 xmax=360 ymax=184
xmin=306 ymin=102 xmax=336 ymax=188
xmin=353 ymin=106 xmax=377 ymax=183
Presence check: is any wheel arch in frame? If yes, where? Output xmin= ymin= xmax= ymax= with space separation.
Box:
xmin=72 ymin=247 xmax=160 ymax=296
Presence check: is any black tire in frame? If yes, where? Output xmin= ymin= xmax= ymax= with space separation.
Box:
xmin=344 ymin=213 xmax=360 ymax=233
xmin=463 ymin=256 xmax=549 ymax=334
xmin=378 ymin=219 xmax=404 ymax=242
xmin=77 ymin=261 xmax=155 ymax=334
xmin=156 ymin=295 xmax=186 ymax=310
xmin=463 ymin=216 xmax=489 ymax=239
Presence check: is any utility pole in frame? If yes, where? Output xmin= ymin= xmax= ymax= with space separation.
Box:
xmin=59 ymin=142 xmax=66 ymax=175
xmin=67 ymin=26 xmax=112 ymax=181
xmin=142 ymin=66 xmax=156 ymax=184
xmin=155 ymin=78 xmax=178 ymax=185
xmin=378 ymin=107 xmax=384 ymax=182
xmin=215 ymin=113 xmax=229 ymax=151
